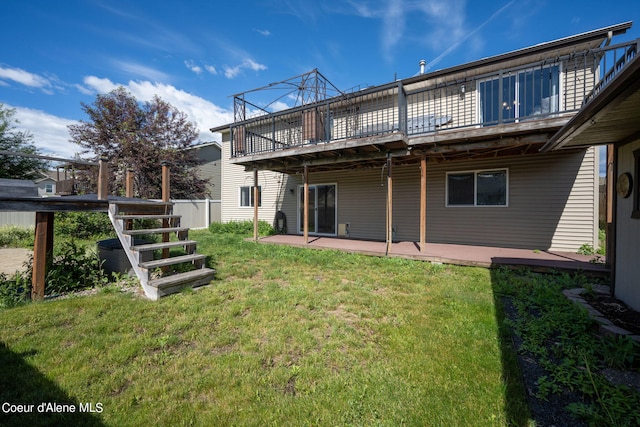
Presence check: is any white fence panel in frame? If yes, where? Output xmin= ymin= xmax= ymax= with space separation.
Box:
xmin=0 ymin=200 xmax=222 ymax=230
xmin=0 ymin=212 xmax=35 ymax=229
xmin=169 ymin=199 xmax=221 ymax=229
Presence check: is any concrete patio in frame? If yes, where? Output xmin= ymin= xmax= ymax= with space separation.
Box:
xmin=257 ymin=235 xmax=609 ymax=275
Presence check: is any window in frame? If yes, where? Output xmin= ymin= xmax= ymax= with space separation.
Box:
xmin=239 ymin=186 xmax=261 ymax=207
xmin=633 ymin=149 xmax=640 ymax=219
xmin=479 ymin=65 xmax=560 ymax=125
xmin=44 ymin=183 xmax=54 ymax=194
xmin=447 ymin=169 xmax=508 ymax=206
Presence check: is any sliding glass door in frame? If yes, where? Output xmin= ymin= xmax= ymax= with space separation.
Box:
xmin=298 ymin=184 xmax=336 ymax=235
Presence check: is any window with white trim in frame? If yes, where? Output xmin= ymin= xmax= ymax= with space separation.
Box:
xmin=44 ymin=183 xmax=54 ymax=194
xmin=447 ymin=169 xmax=508 ymax=206
xmin=239 ymin=186 xmax=261 ymax=207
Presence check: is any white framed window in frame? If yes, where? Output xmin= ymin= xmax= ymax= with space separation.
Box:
xmin=44 ymin=183 xmax=54 ymax=194
xmin=239 ymin=186 xmax=261 ymax=207
xmin=446 ymin=169 xmax=508 ymax=207
xmin=478 ymin=64 xmax=561 ymax=125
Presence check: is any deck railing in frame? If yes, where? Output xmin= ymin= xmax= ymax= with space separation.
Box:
xmin=230 ymin=40 xmax=639 ymax=158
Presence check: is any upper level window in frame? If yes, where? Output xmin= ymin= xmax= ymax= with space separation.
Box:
xmin=239 ymin=185 xmax=261 ymax=207
xmin=45 ymin=183 xmax=54 ymax=194
xmin=479 ymin=65 xmax=560 ymax=125
xmin=447 ymin=169 xmax=508 ymax=207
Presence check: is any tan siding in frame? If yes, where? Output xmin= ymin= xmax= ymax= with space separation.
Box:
xmin=563 ymin=53 xmax=598 ymax=111
xmin=278 ymin=149 xmax=596 ymax=251
xmin=221 ymin=134 xmax=291 ymax=225
xmin=425 ymin=148 xmax=597 ymax=251
xmin=615 ymin=139 xmax=640 ymax=311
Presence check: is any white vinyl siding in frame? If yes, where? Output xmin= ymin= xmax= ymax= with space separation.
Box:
xmin=615 ymin=139 xmax=640 ymax=311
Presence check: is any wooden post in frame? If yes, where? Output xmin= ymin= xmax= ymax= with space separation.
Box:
xmin=605 ymin=144 xmax=616 ymax=272
xmin=161 ymin=161 xmax=170 ymax=261
xmin=253 ymin=169 xmax=259 ymax=241
xmin=32 ymin=212 xmax=54 ymax=301
xmin=386 ymin=154 xmax=393 ymax=256
xmin=125 ymin=168 xmax=134 ymax=198
xmin=303 ymin=164 xmax=309 ymax=244
xmin=420 ymin=155 xmax=427 ymax=252
xmin=97 ymin=155 xmax=108 ymax=200
xmin=125 ymin=169 xmax=135 ymax=230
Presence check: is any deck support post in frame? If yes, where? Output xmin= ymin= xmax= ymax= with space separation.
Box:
xmin=303 ymin=164 xmax=309 ymax=245
xmin=125 ymin=168 xmax=135 ymax=230
xmin=161 ymin=161 xmax=170 ymax=262
xmin=420 ymin=155 xmax=427 ymax=252
xmin=32 ymin=211 xmax=54 ymax=301
xmin=606 ymin=144 xmax=615 ymax=272
xmin=97 ymin=155 xmax=108 ymax=200
xmin=385 ymin=153 xmax=393 ymax=256
xmin=253 ymin=168 xmax=259 ymax=241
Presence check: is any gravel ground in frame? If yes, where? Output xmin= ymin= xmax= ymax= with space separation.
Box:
xmin=0 ymin=248 xmax=31 ymax=276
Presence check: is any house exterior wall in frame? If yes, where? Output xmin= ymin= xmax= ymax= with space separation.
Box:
xmin=278 ymin=148 xmax=598 ymax=252
xmin=221 ymin=133 xmax=291 ymax=225
xmin=615 ymin=138 xmax=640 ymax=311
xmin=191 ymin=144 xmax=222 ymax=200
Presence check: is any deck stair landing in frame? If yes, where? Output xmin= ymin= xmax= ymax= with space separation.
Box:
xmin=108 ymin=200 xmax=215 ymax=300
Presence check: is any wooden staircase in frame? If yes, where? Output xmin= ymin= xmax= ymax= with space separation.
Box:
xmin=108 ymin=200 xmax=215 ymax=300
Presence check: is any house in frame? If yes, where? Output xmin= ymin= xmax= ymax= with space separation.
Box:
xmin=211 ymin=22 xmax=635 ymax=254
xmin=187 ymin=141 xmax=222 ymax=200
xmin=34 ymin=172 xmax=57 ymax=197
xmin=542 ymin=44 xmax=640 ymax=311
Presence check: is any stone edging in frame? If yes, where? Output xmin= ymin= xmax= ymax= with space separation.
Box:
xmin=563 ymin=285 xmax=640 ymax=344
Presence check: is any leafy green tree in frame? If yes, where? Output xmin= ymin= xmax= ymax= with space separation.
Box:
xmin=0 ymin=104 xmax=49 ymax=180
xmin=68 ymin=87 xmax=209 ymax=199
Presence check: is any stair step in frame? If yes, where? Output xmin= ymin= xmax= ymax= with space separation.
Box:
xmin=149 ymin=268 xmax=215 ymax=296
xmin=123 ymin=227 xmax=188 ymax=235
xmin=140 ymin=254 xmax=206 ymax=270
xmin=114 ymin=214 xmax=181 ymax=220
xmin=132 ymin=240 xmax=197 ymax=252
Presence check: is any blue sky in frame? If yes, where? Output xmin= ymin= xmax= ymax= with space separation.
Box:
xmin=1 ymin=0 xmax=638 ymax=162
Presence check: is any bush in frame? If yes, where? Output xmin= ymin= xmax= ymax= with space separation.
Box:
xmin=0 ymin=240 xmax=110 ymax=308
xmin=209 ymin=220 xmax=274 ymax=236
xmin=0 ymin=271 xmax=31 ymax=309
xmin=0 ymin=225 xmax=34 ymax=247
xmin=43 ymin=240 xmax=109 ymax=294
xmin=55 ymin=212 xmax=113 ymax=239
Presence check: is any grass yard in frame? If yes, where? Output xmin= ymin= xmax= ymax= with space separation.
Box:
xmin=0 ymin=230 xmax=529 ymax=426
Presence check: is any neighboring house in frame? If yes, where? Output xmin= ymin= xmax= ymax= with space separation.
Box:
xmin=188 ymin=141 xmax=222 ymax=200
xmin=34 ymin=171 xmax=57 ymax=197
xmin=542 ymin=47 xmax=640 ymax=311
xmin=211 ymin=22 xmax=634 ymax=253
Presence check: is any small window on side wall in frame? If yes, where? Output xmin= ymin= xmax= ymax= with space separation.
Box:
xmin=447 ymin=169 xmax=508 ymax=207
xmin=240 ymin=186 xmax=261 ymax=207
xmin=633 ymin=149 xmax=640 ymax=219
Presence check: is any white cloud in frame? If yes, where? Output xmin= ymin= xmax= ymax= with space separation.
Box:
xmin=111 ymin=60 xmax=170 ymax=82
xmin=82 ymin=76 xmax=118 ymax=93
xmin=81 ymin=76 xmax=233 ymax=142
xmin=254 ymin=28 xmax=271 ymax=36
xmin=223 ymin=59 xmax=267 ymax=79
xmin=185 ymin=60 xmax=203 ymax=75
xmin=0 ymin=66 xmax=51 ymax=90
xmin=11 ymin=106 xmax=81 ymax=159
xmin=205 ymin=65 xmax=217 ymax=75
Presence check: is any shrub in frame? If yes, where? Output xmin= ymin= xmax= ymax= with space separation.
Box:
xmin=0 ymin=271 xmax=31 ymax=309
xmin=44 ymin=241 xmax=109 ymax=294
xmin=55 ymin=212 xmax=113 ymax=239
xmin=0 ymin=225 xmax=34 ymax=247
xmin=209 ymin=220 xmax=274 ymax=236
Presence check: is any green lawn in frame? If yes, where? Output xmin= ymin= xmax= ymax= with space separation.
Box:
xmin=0 ymin=231 xmax=529 ymax=426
